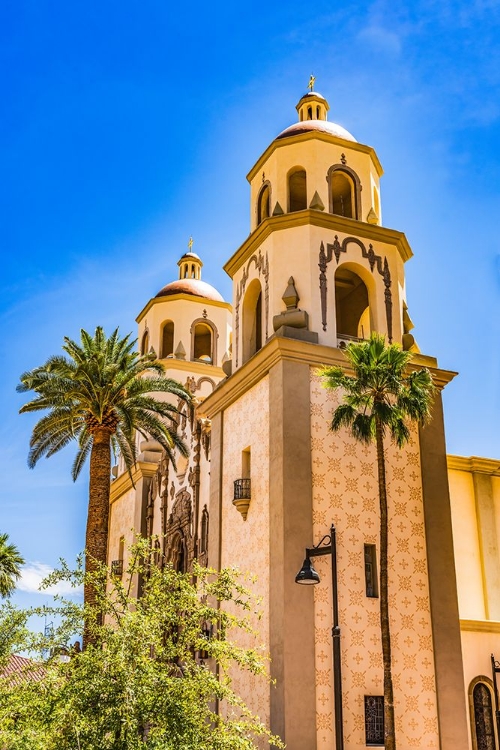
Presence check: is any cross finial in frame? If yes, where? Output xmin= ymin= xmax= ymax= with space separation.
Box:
xmin=188 ymin=236 xmax=193 ymax=250
xmin=308 ymin=74 xmax=316 ymax=92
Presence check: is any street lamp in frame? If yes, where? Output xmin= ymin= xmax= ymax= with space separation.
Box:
xmin=295 ymin=524 xmax=344 ymax=750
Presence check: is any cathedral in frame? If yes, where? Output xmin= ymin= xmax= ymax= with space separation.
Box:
xmin=108 ymin=85 xmax=500 ymax=750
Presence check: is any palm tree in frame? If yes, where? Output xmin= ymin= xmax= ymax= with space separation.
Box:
xmin=320 ymin=333 xmax=435 ymax=750
xmin=17 ymin=327 xmax=191 ymax=639
xmin=0 ymin=533 xmax=24 ymax=598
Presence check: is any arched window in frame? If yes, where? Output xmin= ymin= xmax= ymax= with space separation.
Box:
xmin=288 ymin=168 xmax=307 ymax=212
xmin=170 ymin=532 xmax=186 ymax=573
xmin=335 ymin=267 xmax=371 ymax=342
xmin=160 ymin=321 xmax=174 ymax=358
xmin=471 ymin=681 xmax=496 ymax=750
xmin=140 ymin=330 xmax=149 ymax=355
xmin=242 ymin=279 xmax=263 ymax=364
xmin=328 ymin=165 xmax=361 ymax=219
xmin=331 ymin=171 xmax=355 ymax=218
xmin=316 ymin=105 xmax=320 ymax=119
xmin=200 ymin=506 xmax=209 ymax=555
xmin=307 ymin=106 xmax=312 ymax=119
xmin=257 ymin=184 xmax=271 ymax=225
xmin=193 ymin=323 xmax=213 ymax=363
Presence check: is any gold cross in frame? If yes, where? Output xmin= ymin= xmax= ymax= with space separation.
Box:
xmin=308 ymin=74 xmax=316 ymax=91
xmin=188 ymin=236 xmax=193 ymax=250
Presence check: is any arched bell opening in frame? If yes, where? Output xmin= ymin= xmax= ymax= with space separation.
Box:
xmin=257 ymin=183 xmax=271 ymax=225
xmin=140 ymin=330 xmax=150 ymax=355
xmin=160 ymin=320 xmax=175 ymax=358
xmin=334 ymin=266 xmax=372 ymax=344
xmin=242 ymin=278 xmax=263 ymax=364
xmin=288 ymin=167 xmax=307 ymax=212
xmin=328 ymin=165 xmax=362 ymax=220
xmin=192 ymin=321 xmax=214 ymax=364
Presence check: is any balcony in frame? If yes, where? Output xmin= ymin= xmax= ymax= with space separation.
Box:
xmin=111 ymin=559 xmax=123 ymax=578
xmin=233 ymin=478 xmax=251 ymax=520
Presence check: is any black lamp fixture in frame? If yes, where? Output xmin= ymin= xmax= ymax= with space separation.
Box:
xmin=295 ymin=524 xmax=344 ymax=750
xmin=295 ymin=556 xmax=320 ymax=585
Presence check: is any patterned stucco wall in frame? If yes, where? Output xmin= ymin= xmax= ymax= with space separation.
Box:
xmin=221 ymin=375 xmax=271 ymax=735
xmin=310 ymin=370 xmax=439 ymax=749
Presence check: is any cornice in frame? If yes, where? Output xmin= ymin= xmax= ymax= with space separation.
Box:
xmin=247 ymin=130 xmax=384 ymax=182
xmin=160 ymin=358 xmax=226 ymax=379
xmin=460 ymin=619 xmax=500 ymax=633
xmin=136 ymin=294 xmax=232 ymax=324
xmin=447 ymin=455 xmax=500 ymax=476
xmin=223 ymin=211 xmax=413 ymax=279
xmin=110 ymin=461 xmax=159 ymax=503
xmin=198 ymin=335 xmax=456 ymax=419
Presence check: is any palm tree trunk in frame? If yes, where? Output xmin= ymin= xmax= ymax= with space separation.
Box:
xmin=375 ymin=416 xmax=396 ymax=750
xmin=84 ymin=427 xmax=111 ymax=647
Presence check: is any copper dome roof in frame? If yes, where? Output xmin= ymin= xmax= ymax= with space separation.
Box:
xmin=276 ymin=119 xmax=356 ymax=143
xmin=155 ymin=278 xmax=224 ymax=302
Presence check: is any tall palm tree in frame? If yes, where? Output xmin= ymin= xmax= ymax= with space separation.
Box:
xmin=320 ymin=333 xmax=435 ymax=750
xmin=18 ymin=327 xmax=191 ymax=638
xmin=0 ymin=533 xmax=24 ymax=598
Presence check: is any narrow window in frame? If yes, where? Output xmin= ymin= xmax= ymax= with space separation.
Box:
xmin=364 ymin=544 xmax=378 ymax=597
xmin=473 ymin=683 xmax=496 ymax=750
xmin=161 ymin=321 xmax=175 ymax=358
xmin=242 ymin=279 xmax=263 ymax=363
xmin=316 ymin=105 xmax=320 ymax=118
xmin=257 ymin=184 xmax=270 ymax=225
xmin=141 ymin=330 xmax=149 ymax=355
xmin=365 ymin=696 xmax=384 ymax=746
xmin=288 ymin=169 xmax=307 ymax=212
xmin=307 ymin=106 xmax=312 ymax=119
xmin=200 ymin=506 xmax=209 ymax=555
xmin=242 ymin=447 xmax=251 ymax=479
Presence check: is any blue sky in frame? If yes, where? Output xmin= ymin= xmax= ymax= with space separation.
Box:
xmin=1 ymin=0 xmax=500 ymax=610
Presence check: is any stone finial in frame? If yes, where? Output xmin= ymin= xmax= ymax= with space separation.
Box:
xmin=282 ymin=277 xmax=299 ymax=311
xmin=272 ymin=201 xmax=284 ymax=216
xmin=366 ymin=208 xmax=379 ymax=225
xmin=309 ymin=191 xmax=325 ymax=211
xmin=174 ymin=341 xmax=186 ymax=360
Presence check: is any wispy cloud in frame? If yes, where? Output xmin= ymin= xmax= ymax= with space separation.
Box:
xmin=18 ymin=563 xmax=82 ymax=597
xmin=357 ymin=25 xmax=402 ymax=55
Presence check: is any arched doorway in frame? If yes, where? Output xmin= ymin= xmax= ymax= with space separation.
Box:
xmin=334 ymin=267 xmax=371 ymax=342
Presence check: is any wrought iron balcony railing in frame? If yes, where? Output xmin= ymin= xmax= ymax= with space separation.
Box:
xmin=233 ymin=478 xmax=251 ymax=500
xmin=111 ymin=559 xmax=123 ymax=577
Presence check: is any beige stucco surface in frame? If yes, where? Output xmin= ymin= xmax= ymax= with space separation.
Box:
xmin=310 ymin=370 xmax=439 ymax=749
xmin=220 ymin=375 xmax=271 ymax=733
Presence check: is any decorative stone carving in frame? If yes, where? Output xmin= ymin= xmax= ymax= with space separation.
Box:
xmin=273 ymin=277 xmax=311 ymax=333
xmin=309 ymin=191 xmax=325 ymax=211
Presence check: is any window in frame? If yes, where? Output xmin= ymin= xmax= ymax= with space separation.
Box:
xmin=200 ymin=506 xmax=209 ymax=555
xmin=140 ymin=330 xmax=149 ymax=355
xmin=257 ymin=184 xmax=270 ymax=225
xmin=193 ymin=323 xmax=213 ymax=362
xmin=161 ymin=321 xmax=174 ymax=358
xmin=331 ymin=171 xmax=355 ymax=218
xmin=364 ymin=544 xmax=378 ymax=597
xmin=242 ymin=279 xmax=262 ymax=363
xmin=335 ymin=267 xmax=370 ymax=341
xmin=365 ymin=696 xmax=384 ymax=746
xmin=473 ymin=683 xmax=496 ymax=750
xmin=288 ymin=169 xmax=307 ymax=212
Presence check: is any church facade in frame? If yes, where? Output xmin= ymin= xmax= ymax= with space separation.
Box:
xmin=108 ymin=88 xmax=500 ymax=750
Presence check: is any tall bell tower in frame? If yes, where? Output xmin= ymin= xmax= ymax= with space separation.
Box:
xmin=201 ymin=86 xmax=469 ymax=750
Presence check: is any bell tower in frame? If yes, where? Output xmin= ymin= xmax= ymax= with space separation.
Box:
xmin=200 ymin=88 xmax=468 ymax=750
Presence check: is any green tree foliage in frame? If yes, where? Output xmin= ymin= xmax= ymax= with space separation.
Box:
xmin=0 ymin=534 xmax=24 ymax=599
xmin=320 ymin=333 xmax=435 ymax=750
xmin=17 ymin=327 xmax=191 ymax=638
xmin=0 ymin=540 xmax=284 ymax=749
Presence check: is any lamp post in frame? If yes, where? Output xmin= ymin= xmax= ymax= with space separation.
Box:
xmin=491 ymin=654 xmax=500 ymax=741
xmin=295 ymin=524 xmax=344 ymax=750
